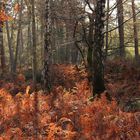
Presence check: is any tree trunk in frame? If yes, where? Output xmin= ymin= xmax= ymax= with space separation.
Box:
xmin=14 ymin=0 xmax=23 ymax=73
xmin=0 ymin=21 xmax=5 ymax=75
xmin=0 ymin=2 xmax=6 ymax=75
xmin=27 ymin=6 xmax=32 ymax=68
xmin=87 ymin=15 xmax=94 ymax=82
xmin=5 ymin=21 xmax=14 ymax=74
xmin=65 ymin=24 xmax=71 ymax=63
xmin=19 ymin=28 xmax=23 ymax=70
xmin=105 ymin=0 xmax=109 ymax=58
xmin=40 ymin=22 xmax=44 ymax=65
xmin=31 ymin=0 xmax=37 ymax=87
xmin=93 ymin=0 xmax=106 ymax=96
xmin=117 ymin=0 xmax=125 ymax=57
xmin=131 ymin=0 xmax=139 ymax=61
xmin=43 ymin=0 xmax=52 ymax=91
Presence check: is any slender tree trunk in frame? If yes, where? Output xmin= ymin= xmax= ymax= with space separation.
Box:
xmin=65 ymin=24 xmax=71 ymax=63
xmin=27 ymin=22 xmax=32 ymax=67
xmin=5 ymin=21 xmax=14 ymax=73
xmin=105 ymin=0 xmax=109 ymax=58
xmin=131 ymin=0 xmax=139 ymax=61
xmin=43 ymin=0 xmax=52 ymax=91
xmin=0 ymin=2 xmax=6 ymax=75
xmin=14 ymin=0 xmax=23 ymax=73
xmin=40 ymin=23 xmax=44 ymax=65
xmin=93 ymin=0 xmax=106 ymax=96
xmin=117 ymin=0 xmax=125 ymax=57
xmin=19 ymin=29 xmax=23 ymax=70
xmin=0 ymin=21 xmax=5 ymax=75
xmin=31 ymin=0 xmax=37 ymax=87
xmin=27 ymin=7 xmax=32 ymax=68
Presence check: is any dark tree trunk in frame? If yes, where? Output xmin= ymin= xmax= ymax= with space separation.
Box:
xmin=93 ymin=0 xmax=106 ymax=96
xmin=14 ymin=0 xmax=23 ymax=73
xmin=0 ymin=2 xmax=6 ymax=75
xmin=131 ymin=0 xmax=139 ymax=61
xmin=87 ymin=15 xmax=94 ymax=82
xmin=0 ymin=21 xmax=5 ymax=75
xmin=43 ymin=0 xmax=52 ymax=92
xmin=105 ymin=0 xmax=109 ymax=58
xmin=117 ymin=0 xmax=125 ymax=57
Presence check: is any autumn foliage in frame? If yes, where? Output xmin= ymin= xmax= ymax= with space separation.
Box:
xmin=0 ymin=10 xmax=11 ymax=22
xmin=0 ymin=62 xmax=140 ymax=139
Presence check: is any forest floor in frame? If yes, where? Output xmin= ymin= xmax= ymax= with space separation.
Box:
xmin=0 ymin=59 xmax=140 ymax=139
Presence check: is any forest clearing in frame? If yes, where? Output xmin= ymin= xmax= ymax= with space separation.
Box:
xmin=0 ymin=0 xmax=140 ymax=139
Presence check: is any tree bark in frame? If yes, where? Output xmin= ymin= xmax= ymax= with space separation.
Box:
xmin=0 ymin=21 xmax=5 ymax=75
xmin=87 ymin=14 xmax=94 ymax=82
xmin=27 ymin=5 xmax=32 ymax=68
xmin=19 ymin=28 xmax=23 ymax=70
xmin=14 ymin=0 xmax=23 ymax=73
xmin=0 ymin=3 xmax=6 ymax=75
xmin=105 ymin=0 xmax=109 ymax=58
xmin=31 ymin=0 xmax=37 ymax=87
xmin=117 ymin=0 xmax=125 ymax=57
xmin=93 ymin=0 xmax=106 ymax=96
xmin=43 ymin=0 xmax=52 ymax=91
xmin=131 ymin=0 xmax=139 ymax=61
xmin=5 ymin=21 xmax=14 ymax=74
